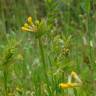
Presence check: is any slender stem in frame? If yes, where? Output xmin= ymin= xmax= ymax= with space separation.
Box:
xmin=38 ymin=37 xmax=47 ymax=75
xmin=3 ymin=64 xmax=8 ymax=96
xmin=38 ymin=37 xmax=52 ymax=95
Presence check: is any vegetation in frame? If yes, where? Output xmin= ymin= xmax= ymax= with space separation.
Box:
xmin=0 ymin=0 xmax=96 ymax=96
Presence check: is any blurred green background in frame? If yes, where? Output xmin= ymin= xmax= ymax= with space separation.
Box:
xmin=0 ymin=0 xmax=96 ymax=96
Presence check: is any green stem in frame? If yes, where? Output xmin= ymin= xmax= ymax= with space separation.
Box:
xmin=38 ymin=37 xmax=52 ymax=95
xmin=3 ymin=64 xmax=8 ymax=96
xmin=38 ymin=37 xmax=47 ymax=77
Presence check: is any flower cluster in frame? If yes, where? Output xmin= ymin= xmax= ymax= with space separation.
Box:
xmin=21 ymin=17 xmax=37 ymax=32
xmin=59 ymin=71 xmax=82 ymax=89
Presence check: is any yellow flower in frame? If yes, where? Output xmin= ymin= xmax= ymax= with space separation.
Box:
xmin=71 ymin=71 xmax=78 ymax=78
xmin=21 ymin=27 xmax=32 ymax=32
xmin=24 ymin=23 xmax=30 ymax=28
xmin=21 ymin=16 xmax=37 ymax=32
xmin=71 ymin=71 xmax=82 ymax=83
xmin=27 ymin=16 xmax=33 ymax=25
xmin=59 ymin=83 xmax=80 ymax=89
xmin=59 ymin=71 xmax=82 ymax=89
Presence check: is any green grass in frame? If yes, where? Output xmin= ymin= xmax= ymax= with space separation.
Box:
xmin=0 ymin=0 xmax=96 ymax=96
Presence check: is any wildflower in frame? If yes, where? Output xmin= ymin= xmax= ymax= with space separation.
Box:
xmin=27 ymin=16 xmax=33 ymax=25
xmin=24 ymin=23 xmax=30 ymax=28
xmin=21 ymin=16 xmax=37 ymax=32
xmin=21 ymin=27 xmax=32 ymax=32
xmin=71 ymin=71 xmax=82 ymax=83
xmin=59 ymin=71 xmax=82 ymax=89
xmin=59 ymin=83 xmax=80 ymax=89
